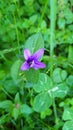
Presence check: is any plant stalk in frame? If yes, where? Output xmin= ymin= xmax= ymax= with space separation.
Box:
xmin=50 ymin=0 xmax=58 ymax=124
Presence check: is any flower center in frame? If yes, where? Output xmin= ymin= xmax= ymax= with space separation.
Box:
xmin=27 ymin=59 xmax=34 ymax=67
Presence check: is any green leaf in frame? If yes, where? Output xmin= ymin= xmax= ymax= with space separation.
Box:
xmin=53 ymin=68 xmax=67 ymax=83
xmin=40 ymin=108 xmax=52 ymax=119
xmin=61 ymin=70 xmax=67 ymax=81
xmin=53 ymin=68 xmax=62 ymax=83
xmin=70 ymin=0 xmax=73 ymax=5
xmin=63 ymin=121 xmax=73 ymax=130
xmin=14 ymin=93 xmax=20 ymax=104
xmin=24 ymin=33 xmax=44 ymax=53
xmin=0 ymin=70 xmax=5 ymax=80
xmin=33 ymin=73 xmax=52 ymax=93
xmin=52 ymin=83 xmax=68 ymax=98
xmin=68 ymin=46 xmax=73 ymax=62
xmin=20 ymin=104 xmax=33 ymax=115
xmin=11 ymin=60 xmax=22 ymax=83
xmin=58 ymin=18 xmax=65 ymax=29
xmin=33 ymin=92 xmax=52 ymax=112
xmin=12 ymin=108 xmax=19 ymax=120
xmin=3 ymin=79 xmax=18 ymax=94
xmin=66 ymin=75 xmax=73 ymax=87
xmin=63 ymin=108 xmax=73 ymax=121
xmin=23 ymin=0 xmax=34 ymax=6
xmin=29 ymin=14 xmax=38 ymax=24
xmin=33 ymin=73 xmax=68 ymax=98
xmin=24 ymin=68 xmax=39 ymax=84
xmin=0 ymin=100 xmax=13 ymax=112
xmin=0 ymin=114 xmax=9 ymax=125
xmin=64 ymin=8 xmax=73 ymax=24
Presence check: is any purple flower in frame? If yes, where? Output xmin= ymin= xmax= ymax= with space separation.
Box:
xmin=20 ymin=48 xmax=46 ymax=70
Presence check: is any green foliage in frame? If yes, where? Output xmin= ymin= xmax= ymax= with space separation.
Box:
xmin=34 ymin=73 xmax=68 ymax=99
xmin=24 ymin=69 xmax=39 ymax=83
xmin=12 ymin=107 xmax=20 ymax=120
xmin=11 ymin=60 xmax=22 ymax=83
xmin=33 ymin=92 xmax=52 ymax=112
xmin=63 ymin=108 xmax=73 ymax=120
xmin=66 ymin=75 xmax=73 ymax=87
xmin=40 ymin=108 xmax=52 ymax=119
xmin=53 ymin=68 xmax=67 ymax=83
xmin=0 ymin=114 xmax=9 ymax=125
xmin=0 ymin=0 xmax=73 ymax=130
xmin=25 ymin=33 xmax=44 ymax=53
xmin=68 ymin=46 xmax=73 ymax=62
xmin=0 ymin=100 xmax=13 ymax=112
xmin=20 ymin=104 xmax=33 ymax=115
xmin=63 ymin=121 xmax=73 ymax=130
xmin=33 ymin=73 xmax=52 ymax=92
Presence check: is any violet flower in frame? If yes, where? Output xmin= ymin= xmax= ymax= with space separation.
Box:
xmin=20 ymin=48 xmax=46 ymax=70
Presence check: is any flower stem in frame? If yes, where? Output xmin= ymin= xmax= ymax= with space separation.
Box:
xmin=50 ymin=0 xmax=58 ymax=124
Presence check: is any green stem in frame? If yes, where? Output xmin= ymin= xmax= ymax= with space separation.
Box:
xmin=6 ymin=1 xmax=20 ymax=54
xmin=50 ymin=0 xmax=58 ymax=124
xmin=38 ymin=0 xmax=48 ymax=28
xmin=2 ymin=88 xmax=13 ymax=100
xmin=13 ymin=12 xmax=20 ymax=54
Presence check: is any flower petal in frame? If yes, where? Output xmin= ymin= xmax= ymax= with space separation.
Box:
xmin=31 ymin=48 xmax=44 ymax=60
xmin=20 ymin=61 xmax=30 ymax=70
xmin=33 ymin=61 xmax=46 ymax=69
xmin=24 ymin=49 xmax=31 ymax=60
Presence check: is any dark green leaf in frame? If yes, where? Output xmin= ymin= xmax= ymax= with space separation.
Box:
xmin=24 ymin=68 xmax=39 ymax=84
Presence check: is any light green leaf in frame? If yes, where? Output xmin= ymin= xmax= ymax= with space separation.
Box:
xmin=62 ymin=121 xmax=73 ymax=130
xmin=63 ymin=108 xmax=73 ymax=121
xmin=53 ymin=68 xmax=62 ymax=83
xmin=33 ymin=73 xmax=52 ymax=93
xmin=58 ymin=18 xmax=65 ymax=29
xmin=64 ymin=8 xmax=73 ymax=24
xmin=11 ymin=60 xmax=22 ymax=83
xmin=68 ymin=46 xmax=73 ymax=62
xmin=40 ymin=108 xmax=52 ymax=119
xmin=24 ymin=33 xmax=44 ymax=53
xmin=33 ymin=92 xmax=52 ymax=112
xmin=34 ymin=73 xmax=68 ymax=98
xmin=53 ymin=68 xmax=67 ymax=83
xmin=61 ymin=70 xmax=67 ymax=81
xmin=29 ymin=14 xmax=38 ymax=24
xmin=14 ymin=93 xmax=20 ymax=104
xmin=20 ymin=104 xmax=33 ymax=114
xmin=52 ymin=83 xmax=68 ymax=98
xmin=12 ymin=108 xmax=19 ymax=120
